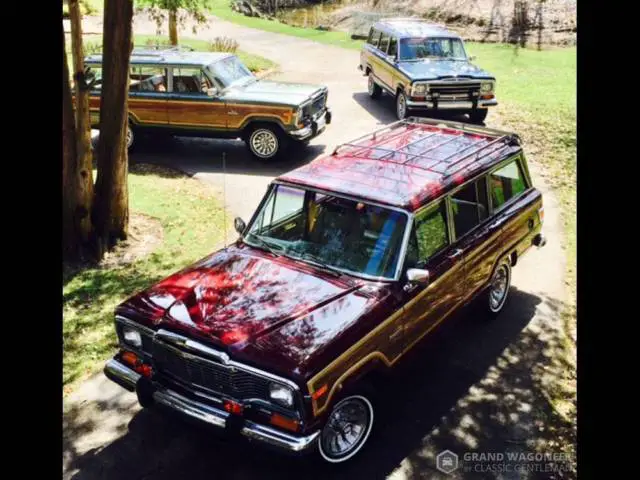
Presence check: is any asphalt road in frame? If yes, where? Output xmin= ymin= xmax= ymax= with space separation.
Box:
xmin=64 ymin=13 xmax=569 ymax=480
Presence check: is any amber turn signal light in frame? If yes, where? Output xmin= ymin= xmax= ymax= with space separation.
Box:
xmin=121 ymin=351 xmax=138 ymax=367
xmin=270 ymin=413 xmax=299 ymax=432
xmin=311 ymin=384 xmax=328 ymax=400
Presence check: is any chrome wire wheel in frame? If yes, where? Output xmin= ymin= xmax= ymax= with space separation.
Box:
xmin=126 ymin=125 xmax=134 ymax=150
xmin=249 ymin=128 xmax=279 ymax=159
xmin=489 ymin=262 xmax=511 ymax=313
xmin=319 ymin=395 xmax=374 ymax=463
xmin=396 ymin=91 xmax=407 ymax=120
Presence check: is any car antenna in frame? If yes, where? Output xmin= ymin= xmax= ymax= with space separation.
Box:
xmin=223 ymin=151 xmax=228 ymax=248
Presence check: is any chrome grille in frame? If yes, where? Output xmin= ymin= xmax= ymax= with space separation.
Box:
xmin=152 ymin=341 xmax=271 ymax=400
xmin=303 ymin=91 xmax=326 ymax=118
xmin=430 ymin=81 xmax=480 ymax=100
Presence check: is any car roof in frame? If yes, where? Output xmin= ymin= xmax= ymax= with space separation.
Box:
xmin=372 ymin=18 xmax=461 ymax=39
xmin=279 ymin=118 xmax=522 ymax=212
xmin=84 ymin=47 xmax=233 ymax=67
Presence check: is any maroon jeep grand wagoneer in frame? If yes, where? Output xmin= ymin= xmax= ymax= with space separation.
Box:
xmin=104 ymin=117 xmax=546 ymax=463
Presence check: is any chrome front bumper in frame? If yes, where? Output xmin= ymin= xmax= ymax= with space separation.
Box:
xmin=103 ymin=359 xmax=320 ymax=455
xmin=289 ymin=108 xmax=332 ymax=140
xmin=406 ymin=98 xmax=498 ymax=109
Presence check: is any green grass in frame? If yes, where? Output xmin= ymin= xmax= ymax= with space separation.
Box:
xmin=209 ymin=0 xmax=364 ymax=49
xmin=63 ymin=165 xmax=227 ymax=393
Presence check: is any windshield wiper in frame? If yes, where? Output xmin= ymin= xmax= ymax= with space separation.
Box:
xmin=244 ymin=233 xmax=284 ymax=257
xmin=300 ymin=253 xmax=343 ymax=277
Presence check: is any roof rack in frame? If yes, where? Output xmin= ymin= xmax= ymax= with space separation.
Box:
xmin=380 ymin=17 xmax=447 ymax=28
xmin=131 ymin=44 xmax=195 ymax=55
xmin=331 ymin=117 xmax=520 ymax=179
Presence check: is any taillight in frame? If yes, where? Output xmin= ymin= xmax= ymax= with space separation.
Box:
xmin=539 ymin=205 xmax=545 ymax=224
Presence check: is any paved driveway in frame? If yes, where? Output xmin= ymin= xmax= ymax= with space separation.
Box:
xmin=64 ymin=14 xmax=569 ymax=480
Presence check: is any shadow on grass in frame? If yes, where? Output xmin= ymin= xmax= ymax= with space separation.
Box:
xmin=63 ymin=288 xmax=576 ymax=480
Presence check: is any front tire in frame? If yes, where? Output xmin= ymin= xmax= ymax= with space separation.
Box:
xmin=245 ymin=124 xmax=287 ymax=161
xmin=469 ymin=108 xmax=489 ymax=124
xmin=396 ymin=90 xmax=409 ymax=120
xmin=318 ymin=394 xmax=374 ymax=464
xmin=367 ymin=72 xmax=382 ymax=99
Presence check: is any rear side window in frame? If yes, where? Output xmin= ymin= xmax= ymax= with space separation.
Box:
xmin=490 ymin=159 xmax=528 ymax=209
xmin=450 ymin=177 xmax=490 ymax=239
xmin=379 ymin=32 xmax=390 ymax=53
xmin=367 ymin=28 xmax=381 ymax=47
xmin=406 ymin=201 xmax=449 ymax=267
xmin=388 ymin=37 xmax=398 ymax=57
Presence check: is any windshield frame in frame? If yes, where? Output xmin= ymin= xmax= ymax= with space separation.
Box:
xmin=204 ymin=55 xmax=255 ymax=90
xmin=242 ymin=181 xmax=414 ymax=283
xmin=398 ymin=36 xmax=469 ymax=62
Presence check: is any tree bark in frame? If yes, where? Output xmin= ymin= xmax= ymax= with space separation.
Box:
xmin=68 ymin=0 xmax=94 ymax=246
xmin=169 ymin=8 xmax=178 ymax=45
xmin=92 ymin=0 xmax=134 ymax=259
xmin=63 ymin=24 xmax=80 ymax=261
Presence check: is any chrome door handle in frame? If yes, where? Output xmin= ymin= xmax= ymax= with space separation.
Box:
xmin=228 ymin=110 xmax=239 ymax=115
xmin=448 ymin=248 xmax=464 ymax=260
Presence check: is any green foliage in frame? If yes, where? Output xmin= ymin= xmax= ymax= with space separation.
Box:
xmin=63 ymin=165 xmax=227 ymax=392
xmin=137 ymin=0 xmax=212 ymax=36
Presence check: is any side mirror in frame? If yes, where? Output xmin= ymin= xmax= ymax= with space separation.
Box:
xmin=406 ymin=268 xmax=430 ymax=286
xmin=387 ymin=54 xmax=397 ymax=63
xmin=468 ymin=55 xmax=477 ymax=61
xmin=206 ymin=87 xmax=219 ymax=97
xmin=234 ymin=217 xmax=246 ymax=235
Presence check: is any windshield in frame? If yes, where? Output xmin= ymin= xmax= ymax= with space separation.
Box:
xmin=204 ymin=56 xmax=254 ymax=89
xmin=399 ymin=37 xmax=467 ymax=61
xmin=244 ymin=184 xmax=409 ymax=280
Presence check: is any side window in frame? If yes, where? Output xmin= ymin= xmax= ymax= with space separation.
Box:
xmin=172 ymin=67 xmax=210 ymax=94
xmin=379 ymin=32 xmax=390 ymax=53
xmin=86 ymin=66 xmax=103 ymax=91
xmin=268 ymin=185 xmax=305 ymax=226
xmin=388 ymin=37 xmax=398 ymax=58
xmin=367 ymin=27 xmax=375 ymax=45
xmin=408 ymin=201 xmax=449 ymax=267
xmin=450 ymin=177 xmax=490 ymax=239
xmin=490 ymin=159 xmax=528 ymax=210
xmin=135 ymin=66 xmax=168 ymax=93
xmin=368 ymin=29 xmax=381 ymax=48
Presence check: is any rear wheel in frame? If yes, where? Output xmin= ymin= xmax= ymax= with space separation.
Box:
xmin=468 ymin=108 xmax=489 ymax=124
xmin=485 ymin=259 xmax=511 ymax=316
xmin=318 ymin=394 xmax=375 ymax=463
xmin=367 ymin=72 xmax=382 ymax=99
xmin=244 ymin=124 xmax=288 ymax=161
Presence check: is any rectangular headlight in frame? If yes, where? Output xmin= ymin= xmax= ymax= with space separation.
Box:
xmin=412 ymin=83 xmax=427 ymax=96
xmin=122 ymin=327 xmax=142 ymax=348
xmin=269 ymin=382 xmax=294 ymax=408
xmin=481 ymin=81 xmax=494 ymax=93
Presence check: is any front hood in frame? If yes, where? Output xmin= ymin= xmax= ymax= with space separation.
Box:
xmin=221 ymin=79 xmax=325 ymax=107
xmin=117 ymin=244 xmax=367 ymax=348
xmin=399 ymin=60 xmax=494 ymax=81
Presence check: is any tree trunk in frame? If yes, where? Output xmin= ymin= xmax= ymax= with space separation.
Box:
xmin=92 ymin=0 xmax=133 ymax=259
xmin=169 ymin=8 xmax=178 ymax=45
xmin=68 ymin=0 xmax=94 ymax=245
xmin=63 ymin=24 xmax=81 ymax=261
